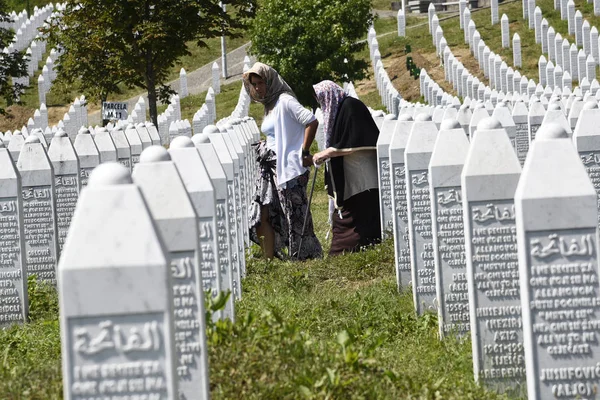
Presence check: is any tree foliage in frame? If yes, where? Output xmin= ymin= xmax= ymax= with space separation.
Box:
xmin=249 ymin=0 xmax=374 ymax=107
xmin=0 ymin=0 xmax=28 ymax=115
xmin=44 ymin=0 xmax=255 ymax=126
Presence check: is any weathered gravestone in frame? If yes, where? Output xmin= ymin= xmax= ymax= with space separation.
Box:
xmin=528 ymin=97 xmax=545 ymax=141
xmin=0 ymin=140 xmax=28 ymax=328
xmin=192 ymin=134 xmax=235 ymax=321
xmin=48 ymin=130 xmax=80 ymax=254
xmin=58 ymin=163 xmax=179 ymax=400
xmin=377 ymin=114 xmax=398 ymax=239
xmin=206 ymin=128 xmax=241 ymax=301
xmin=168 ymin=137 xmax=224 ymax=307
xmin=462 ymin=117 xmax=525 ymax=392
xmin=573 ymin=101 xmax=600 ymax=233
xmin=405 ymin=113 xmax=438 ymax=315
xmin=124 ymin=125 xmax=143 ymax=166
xmin=17 ymin=136 xmax=58 ymax=285
xmin=389 ymin=115 xmax=413 ymax=290
xmin=132 ymin=146 xmax=210 ymax=399
xmin=109 ymin=128 xmax=132 ymax=172
xmin=73 ymin=129 xmax=100 ymax=188
xmin=429 ymin=119 xmax=470 ymax=337
xmin=516 ymin=123 xmax=600 ymax=400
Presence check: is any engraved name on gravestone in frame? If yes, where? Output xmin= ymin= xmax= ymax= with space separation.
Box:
xmin=192 ymin=134 xmax=235 ymax=321
xmin=58 ymin=163 xmax=178 ymax=400
xmin=512 ymin=101 xmax=530 ymax=164
xmin=109 ymin=128 xmax=132 ymax=171
xmin=390 ymin=115 xmax=413 ymax=289
xmin=528 ymin=98 xmax=545 ymax=141
xmin=405 ymin=114 xmax=438 ymax=315
xmin=73 ymin=129 xmax=100 ymax=188
xmin=48 ymin=130 xmax=80 ymax=253
xmin=208 ymin=130 xmax=241 ymax=300
xmin=430 ymin=120 xmax=470 ymax=337
xmin=378 ymin=115 xmax=398 ymax=239
xmin=574 ymin=101 xmax=600 ymax=232
xmin=17 ymin=136 xmax=59 ymax=285
xmin=168 ymin=137 xmax=222 ymax=306
xmin=516 ymin=124 xmax=600 ymax=400
xmin=0 ymin=141 xmax=28 ymax=327
xmin=463 ymin=118 xmax=525 ymax=392
xmin=132 ymin=146 xmax=210 ymax=399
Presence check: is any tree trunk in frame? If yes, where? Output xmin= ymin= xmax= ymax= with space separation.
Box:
xmin=145 ymin=54 xmax=158 ymax=129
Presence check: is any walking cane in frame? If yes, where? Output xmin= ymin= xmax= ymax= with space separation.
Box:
xmin=296 ymin=161 xmax=320 ymax=260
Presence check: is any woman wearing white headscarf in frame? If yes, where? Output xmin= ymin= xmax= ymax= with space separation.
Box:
xmin=243 ymin=62 xmax=322 ymax=260
xmin=312 ymin=80 xmax=381 ymax=255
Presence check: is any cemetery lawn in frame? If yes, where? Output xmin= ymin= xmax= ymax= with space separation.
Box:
xmin=0 ymin=169 xmax=517 ymax=400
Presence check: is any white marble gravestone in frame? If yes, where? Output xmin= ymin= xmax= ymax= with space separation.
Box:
xmin=512 ymin=101 xmax=530 ymax=165
xmin=568 ymin=97 xmax=584 ymax=129
xmin=462 ymin=117 xmax=525 ymax=392
xmin=539 ymin=56 xmax=548 ymax=86
xmin=405 ymin=114 xmax=438 ymax=315
xmin=575 ymin=11 xmax=583 ymax=46
xmin=528 ymin=0 xmax=536 ymax=28
xmin=58 ymin=163 xmax=179 ymax=400
xmin=48 ymin=130 xmax=80 ymax=254
xmin=513 ymin=34 xmax=522 ymax=68
xmin=389 ymin=115 xmax=413 ymax=290
xmin=470 ymin=103 xmax=490 ymax=138
xmin=397 ymin=9 xmax=405 ymax=37
xmin=501 ymin=14 xmax=510 ymax=48
xmin=492 ymin=102 xmax=518 ymax=153
xmin=168 ymin=137 xmax=224 ymax=307
xmin=109 ymin=128 xmax=132 ymax=172
xmin=17 ymin=136 xmax=58 ymax=285
xmin=429 ymin=119 xmax=470 ymax=337
xmin=93 ymin=129 xmax=117 ymax=163
xmin=541 ymin=103 xmax=573 ymax=137
xmin=124 ymin=125 xmax=143 ymax=167
xmin=132 ymin=146 xmax=210 ymax=399
xmin=73 ymin=129 xmax=100 ymax=188
xmin=145 ymin=122 xmax=161 ymax=146
xmin=8 ymin=131 xmax=25 ymax=162
xmin=0 ymin=142 xmax=28 ymax=327
xmin=528 ymin=98 xmax=546 ymax=141
xmin=218 ymin=131 xmax=246 ymax=275
xmin=135 ymin=123 xmax=152 ymax=150
xmin=573 ymin=101 xmax=600 ymax=232
xmin=192 ymin=134 xmax=235 ymax=321
xmin=515 ymin=123 xmax=600 ymax=400
xmin=377 ymin=114 xmax=399 ymax=240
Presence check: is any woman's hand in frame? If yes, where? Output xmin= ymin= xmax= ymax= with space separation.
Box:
xmin=313 ymin=149 xmax=330 ymax=165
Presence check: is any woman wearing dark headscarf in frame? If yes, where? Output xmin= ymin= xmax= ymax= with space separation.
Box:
xmin=312 ymin=80 xmax=381 ymax=256
xmin=243 ymin=62 xmax=322 ymax=260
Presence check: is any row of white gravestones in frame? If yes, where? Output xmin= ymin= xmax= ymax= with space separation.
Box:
xmin=383 ymin=96 xmax=600 ymax=396
xmin=0 ymin=114 xmax=260 ymax=326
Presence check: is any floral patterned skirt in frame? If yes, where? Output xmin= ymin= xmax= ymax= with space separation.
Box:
xmin=249 ymin=141 xmax=323 ymax=260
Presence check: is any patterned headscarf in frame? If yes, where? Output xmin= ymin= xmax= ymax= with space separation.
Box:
xmin=243 ymin=62 xmax=296 ymax=114
xmin=313 ymin=80 xmax=347 ymax=147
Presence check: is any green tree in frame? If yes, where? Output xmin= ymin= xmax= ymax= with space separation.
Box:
xmin=249 ymin=0 xmax=374 ymax=107
xmin=45 ymin=0 xmax=254 ymax=126
xmin=0 ymin=0 xmax=29 ymax=115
